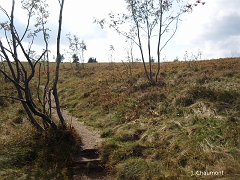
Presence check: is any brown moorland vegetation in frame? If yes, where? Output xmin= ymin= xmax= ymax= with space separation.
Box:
xmin=1 ymin=57 xmax=240 ymax=179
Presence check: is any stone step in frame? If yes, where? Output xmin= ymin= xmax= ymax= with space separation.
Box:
xmin=68 ymin=156 xmax=105 ymax=179
xmin=68 ymin=148 xmax=105 ymax=179
xmin=71 ymin=148 xmax=101 ymax=168
xmin=73 ymin=157 xmax=101 ymax=167
xmin=70 ymin=166 xmax=106 ymax=180
xmin=80 ymin=148 xmax=99 ymax=159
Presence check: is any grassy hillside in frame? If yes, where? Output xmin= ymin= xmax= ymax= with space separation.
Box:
xmin=57 ymin=58 xmax=240 ymax=179
xmin=1 ymin=58 xmax=240 ymax=179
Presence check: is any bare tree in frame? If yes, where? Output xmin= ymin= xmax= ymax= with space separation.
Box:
xmin=0 ymin=0 xmax=65 ymax=131
xmin=95 ymin=0 xmax=205 ymax=84
xmin=109 ymin=45 xmax=115 ymax=63
xmin=124 ymin=28 xmax=135 ymax=67
xmin=80 ymin=40 xmax=87 ymax=68
xmin=66 ymin=33 xmax=81 ymax=69
xmin=66 ymin=33 xmax=86 ymax=69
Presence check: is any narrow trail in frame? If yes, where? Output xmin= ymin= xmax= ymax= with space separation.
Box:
xmin=51 ymin=107 xmax=103 ymax=150
xmin=42 ymin=86 xmax=107 ymax=179
xmin=51 ymin=107 xmax=106 ymax=179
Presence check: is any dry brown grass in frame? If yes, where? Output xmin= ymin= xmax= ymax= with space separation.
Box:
xmin=55 ymin=58 xmax=240 ymax=179
xmin=1 ymin=58 xmax=240 ymax=179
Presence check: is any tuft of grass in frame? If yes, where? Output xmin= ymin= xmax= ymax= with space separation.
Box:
xmin=25 ymin=126 xmax=78 ymax=179
xmin=115 ymin=158 xmax=151 ymax=180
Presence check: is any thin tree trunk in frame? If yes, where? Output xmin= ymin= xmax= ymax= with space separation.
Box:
xmin=25 ymin=83 xmax=58 ymax=129
xmin=147 ymin=20 xmax=153 ymax=83
xmin=136 ymin=21 xmax=150 ymax=82
xmin=21 ymin=101 xmax=45 ymax=131
xmin=16 ymin=85 xmax=45 ymax=131
xmin=155 ymin=0 xmax=163 ymax=83
xmin=130 ymin=2 xmax=150 ymax=82
xmin=52 ymin=0 xmax=65 ymax=126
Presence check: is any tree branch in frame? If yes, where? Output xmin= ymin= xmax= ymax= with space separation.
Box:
xmin=0 ymin=95 xmax=26 ymax=102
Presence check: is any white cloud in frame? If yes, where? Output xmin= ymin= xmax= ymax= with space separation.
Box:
xmin=176 ymin=0 xmax=240 ymax=59
xmin=49 ymin=0 xmax=128 ymax=62
xmin=1 ymin=0 xmax=240 ymax=62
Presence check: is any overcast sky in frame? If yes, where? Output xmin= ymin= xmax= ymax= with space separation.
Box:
xmin=0 ymin=0 xmax=240 ymax=62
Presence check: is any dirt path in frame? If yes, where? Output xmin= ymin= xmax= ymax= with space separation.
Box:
xmin=40 ymin=85 xmax=103 ymax=150
xmin=52 ymin=107 xmax=103 ymax=150
xmin=52 ymin=107 xmax=106 ymax=180
xmin=42 ymin=86 xmax=106 ymax=179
